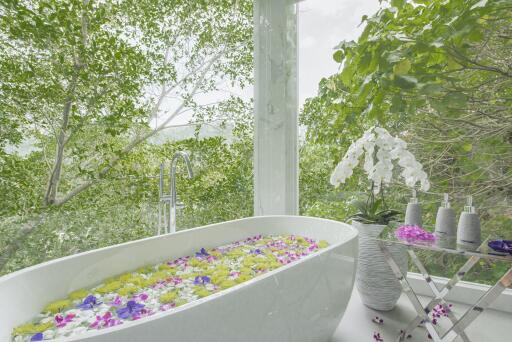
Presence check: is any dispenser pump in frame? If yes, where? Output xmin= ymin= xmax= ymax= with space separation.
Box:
xmin=409 ymin=189 xmax=418 ymax=204
xmin=464 ymin=195 xmax=476 ymax=213
xmin=442 ymin=193 xmax=451 ymax=208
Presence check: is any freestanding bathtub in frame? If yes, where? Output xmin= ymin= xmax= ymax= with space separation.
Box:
xmin=0 ymin=215 xmax=358 ymax=342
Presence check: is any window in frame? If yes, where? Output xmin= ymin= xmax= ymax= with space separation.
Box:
xmin=0 ymin=0 xmax=254 ymax=275
xmin=1 ymin=0 xmax=509 ymax=287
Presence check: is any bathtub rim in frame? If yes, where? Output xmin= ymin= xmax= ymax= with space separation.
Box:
xmin=2 ymin=215 xmax=358 ymax=341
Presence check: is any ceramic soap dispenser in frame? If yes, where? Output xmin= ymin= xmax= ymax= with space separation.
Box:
xmin=457 ymin=195 xmax=481 ymax=251
xmin=435 ymin=193 xmax=457 ymax=247
xmin=405 ymin=189 xmax=422 ymax=227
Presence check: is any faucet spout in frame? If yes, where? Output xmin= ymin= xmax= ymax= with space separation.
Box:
xmin=171 ymin=151 xmax=194 ymax=180
xmin=158 ymin=151 xmax=194 ymax=235
xmin=168 ymin=151 xmax=193 ymax=234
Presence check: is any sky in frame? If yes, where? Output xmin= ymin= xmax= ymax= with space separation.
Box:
xmin=161 ymin=0 xmax=382 ymax=128
xmin=298 ymin=0 xmax=381 ymax=105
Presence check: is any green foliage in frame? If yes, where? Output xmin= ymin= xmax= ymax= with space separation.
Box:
xmin=0 ymin=135 xmax=253 ymax=275
xmin=0 ymin=0 xmax=253 ymax=206
xmin=1 ymin=0 xmax=510 ymax=290
xmin=0 ymin=0 xmax=254 ymax=275
xmin=349 ymin=195 xmax=401 ymax=226
xmin=299 ymin=0 xmax=512 ymax=284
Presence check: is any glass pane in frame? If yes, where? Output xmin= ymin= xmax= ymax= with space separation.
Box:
xmin=298 ymin=0 xmax=512 ymax=285
xmin=298 ymin=0 xmax=380 ymax=220
xmin=0 ymin=0 xmax=254 ymax=275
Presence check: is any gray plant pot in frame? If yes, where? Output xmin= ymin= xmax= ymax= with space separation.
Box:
xmin=352 ymin=220 xmax=408 ymax=311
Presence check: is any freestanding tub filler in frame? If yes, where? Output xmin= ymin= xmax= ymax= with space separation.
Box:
xmin=0 ymin=215 xmax=358 ymax=342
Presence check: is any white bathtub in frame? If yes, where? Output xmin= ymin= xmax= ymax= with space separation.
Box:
xmin=0 ymin=215 xmax=358 ymax=342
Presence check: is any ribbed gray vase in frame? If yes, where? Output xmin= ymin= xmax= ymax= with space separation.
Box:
xmin=352 ymin=220 xmax=408 ymax=311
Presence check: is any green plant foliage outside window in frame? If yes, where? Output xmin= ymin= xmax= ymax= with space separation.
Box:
xmin=300 ymin=0 xmax=512 ymax=285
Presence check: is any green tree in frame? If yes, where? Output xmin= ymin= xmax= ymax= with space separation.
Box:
xmin=0 ymin=0 xmax=253 ymax=273
xmin=300 ymin=0 xmax=511 ymax=284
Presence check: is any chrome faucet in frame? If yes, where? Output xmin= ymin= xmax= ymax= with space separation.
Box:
xmin=158 ymin=151 xmax=193 ymax=234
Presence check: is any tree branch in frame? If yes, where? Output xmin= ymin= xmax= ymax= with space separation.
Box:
xmin=43 ymin=71 xmax=78 ymax=205
xmin=43 ymin=1 xmax=90 ymax=205
xmin=51 ymin=51 xmax=222 ymax=207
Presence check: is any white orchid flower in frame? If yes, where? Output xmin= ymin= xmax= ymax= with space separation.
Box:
xmin=330 ymin=127 xmax=431 ymax=193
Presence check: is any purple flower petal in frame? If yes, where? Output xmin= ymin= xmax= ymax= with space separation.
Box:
xmin=193 ymin=275 xmax=211 ymax=285
xmin=395 ymin=225 xmax=436 ymax=242
xmin=77 ymin=295 xmax=101 ymax=310
xmin=488 ymin=240 xmax=512 ymax=254
xmin=195 ymin=248 xmax=209 ymax=258
xmin=116 ymin=300 xmax=145 ymax=320
xmin=30 ymin=333 xmax=44 ymax=341
xmin=116 ymin=307 xmax=130 ymax=320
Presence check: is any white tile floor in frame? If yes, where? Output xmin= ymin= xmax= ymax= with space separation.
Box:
xmin=331 ymin=288 xmax=511 ymax=342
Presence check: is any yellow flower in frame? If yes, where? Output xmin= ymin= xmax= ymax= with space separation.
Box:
xmin=95 ymin=281 xmax=122 ymax=294
xmin=318 ymin=240 xmax=329 ymax=249
xmin=143 ymin=277 xmax=159 ymax=287
xmin=194 ymin=287 xmax=210 ymax=298
xmin=203 ymin=268 xmax=215 ymax=276
xmin=263 ymin=250 xmax=278 ymax=260
xmin=255 ymin=237 xmax=272 ymax=246
xmin=215 ymin=264 xmax=230 ymax=273
xmin=68 ymin=289 xmax=89 ymax=301
xmin=240 ymin=267 xmax=252 ymax=275
xmin=103 ymin=277 xmax=118 ymax=284
xmin=235 ymin=274 xmax=253 ymax=283
xmin=227 ymin=248 xmax=244 ymax=258
xmin=158 ymin=264 xmax=176 ymax=272
xmin=128 ymin=275 xmax=146 ymax=287
xmin=243 ymin=256 xmax=258 ymax=267
xmin=211 ymin=269 xmax=230 ymax=285
xmin=183 ymin=272 xmax=199 ymax=280
xmin=220 ymin=279 xmax=236 ymax=290
xmin=269 ymin=261 xmax=281 ymax=270
xmin=13 ymin=321 xmax=54 ymax=335
xmin=118 ymin=285 xmax=139 ymax=297
xmin=209 ymin=250 xmax=222 ymax=258
xmin=188 ymin=258 xmax=206 ymax=268
xmin=43 ymin=299 xmax=71 ymax=314
xmin=175 ymin=298 xmax=188 ymax=307
xmin=136 ymin=266 xmax=154 ymax=274
xmin=117 ymin=273 xmax=135 ymax=282
xmin=255 ymin=262 xmax=269 ymax=271
xmin=296 ymin=236 xmax=310 ymax=247
xmin=153 ymin=271 xmax=171 ymax=280
xmin=159 ymin=291 xmax=178 ymax=304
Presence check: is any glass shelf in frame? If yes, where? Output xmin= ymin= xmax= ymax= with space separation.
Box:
xmin=373 ymin=224 xmax=512 ymax=342
xmin=376 ymin=225 xmax=512 ymax=262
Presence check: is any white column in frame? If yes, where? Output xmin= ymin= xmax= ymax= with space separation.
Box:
xmin=254 ymin=0 xmax=298 ymax=216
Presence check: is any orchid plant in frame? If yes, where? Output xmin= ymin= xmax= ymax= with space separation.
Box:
xmin=330 ymin=127 xmax=430 ymax=225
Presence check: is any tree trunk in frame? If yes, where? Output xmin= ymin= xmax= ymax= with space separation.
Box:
xmin=43 ymin=74 xmax=77 ymax=205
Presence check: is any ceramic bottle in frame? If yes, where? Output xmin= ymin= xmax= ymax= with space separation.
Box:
xmin=457 ymin=195 xmax=481 ymax=251
xmin=405 ymin=189 xmax=422 ymax=227
xmin=435 ymin=193 xmax=457 ymax=248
